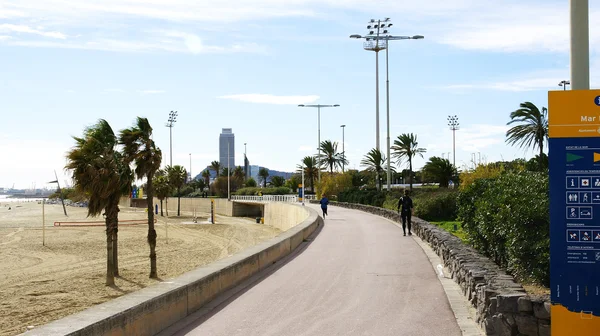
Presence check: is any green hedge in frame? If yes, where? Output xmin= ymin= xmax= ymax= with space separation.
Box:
xmin=456 ymin=171 xmax=549 ymax=286
xmin=234 ymin=187 xmax=291 ymax=196
xmin=382 ymin=189 xmax=458 ymax=222
xmin=338 ymin=189 xmax=387 ymax=207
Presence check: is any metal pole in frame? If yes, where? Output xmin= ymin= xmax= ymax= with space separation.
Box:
xmin=189 ymin=153 xmax=192 ymax=182
xmin=227 ymin=141 xmax=231 ymax=200
xmin=169 ymin=125 xmax=173 ymax=166
xmin=570 ymin=0 xmax=590 ymax=90
xmin=385 ymin=36 xmax=391 ymax=191
xmin=452 ymin=129 xmax=456 ymax=167
xmin=302 ymin=166 xmax=305 ymax=206
xmin=342 ymin=126 xmax=345 ymax=173
xmin=318 ymin=106 xmax=321 ymax=183
xmin=42 ymin=199 xmax=45 ymax=246
xmin=375 ymin=51 xmax=380 ymax=151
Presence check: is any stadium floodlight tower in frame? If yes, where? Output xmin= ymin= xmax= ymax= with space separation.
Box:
xmin=165 ymin=111 xmax=178 ymax=167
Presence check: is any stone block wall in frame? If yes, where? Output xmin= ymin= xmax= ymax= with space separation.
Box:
xmin=312 ymin=200 xmax=551 ymax=336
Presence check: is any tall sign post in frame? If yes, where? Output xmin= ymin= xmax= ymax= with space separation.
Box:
xmin=549 ymin=90 xmax=600 ymax=335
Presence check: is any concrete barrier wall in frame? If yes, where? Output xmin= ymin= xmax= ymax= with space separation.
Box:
xmin=264 ymin=203 xmax=310 ymax=231
xmin=22 ymin=204 xmax=321 ymax=336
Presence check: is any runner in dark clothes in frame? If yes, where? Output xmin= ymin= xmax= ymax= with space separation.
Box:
xmin=397 ymin=189 xmax=414 ymax=236
xmin=320 ymin=195 xmax=329 ymax=218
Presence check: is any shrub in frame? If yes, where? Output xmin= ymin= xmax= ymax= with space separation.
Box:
xmin=234 ymin=187 xmax=291 ymax=196
xmin=316 ymin=173 xmax=353 ymax=199
xmin=338 ymin=189 xmax=387 ymax=207
xmin=382 ymin=189 xmax=458 ymax=222
xmin=457 ymin=171 xmax=549 ymax=286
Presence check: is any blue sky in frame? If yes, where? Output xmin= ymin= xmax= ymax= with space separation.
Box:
xmin=1 ymin=0 xmax=599 ymax=189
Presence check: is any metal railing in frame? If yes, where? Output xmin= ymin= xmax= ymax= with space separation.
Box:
xmin=231 ymin=195 xmax=300 ymax=203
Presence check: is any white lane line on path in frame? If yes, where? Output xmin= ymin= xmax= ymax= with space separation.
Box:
xmin=380 ymin=217 xmax=484 ymax=336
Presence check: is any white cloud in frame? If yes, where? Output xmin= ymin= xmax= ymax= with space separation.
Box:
xmin=66 ymin=89 xmax=75 ymax=93
xmin=0 ymin=24 xmax=66 ymax=39
xmin=438 ymin=58 xmax=600 ymax=93
xmin=3 ymin=0 xmax=600 ymax=56
xmin=138 ymin=90 xmax=165 ymax=95
xmin=218 ymin=94 xmax=320 ymax=105
xmin=425 ymin=124 xmax=508 ymax=153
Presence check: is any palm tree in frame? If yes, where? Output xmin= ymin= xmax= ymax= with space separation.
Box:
xmin=201 ymin=169 xmax=211 ymax=189
xmin=167 ymin=165 xmax=187 ymax=216
xmin=153 ymin=172 xmax=171 ymax=216
xmin=233 ymin=166 xmax=245 ymax=180
xmin=221 ymin=167 xmax=230 ymax=177
xmin=318 ymin=140 xmax=348 ymax=174
xmin=119 ymin=117 xmax=162 ymax=278
xmin=297 ymin=156 xmax=318 ymax=193
xmin=65 ymin=119 xmax=133 ymax=286
xmin=422 ymin=157 xmax=457 ymax=188
xmin=361 ymin=148 xmax=391 ymax=191
xmin=270 ymin=176 xmax=285 ymax=187
xmin=392 ymin=133 xmax=426 ymax=191
xmin=258 ymin=167 xmax=269 ymax=188
xmin=506 ymin=102 xmax=548 ymax=169
xmin=210 ymin=161 xmax=221 ymax=180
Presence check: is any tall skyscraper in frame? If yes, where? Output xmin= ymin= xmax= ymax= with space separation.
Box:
xmin=219 ymin=128 xmax=235 ymax=170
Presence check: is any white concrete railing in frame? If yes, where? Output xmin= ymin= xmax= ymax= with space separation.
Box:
xmin=231 ymin=195 xmax=300 ymax=203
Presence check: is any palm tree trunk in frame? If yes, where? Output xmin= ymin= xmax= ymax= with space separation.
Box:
xmin=160 ymin=199 xmax=163 ymax=216
xmin=539 ymin=141 xmax=544 ymax=170
xmin=108 ymin=199 xmax=120 ymax=277
xmin=409 ymin=158 xmax=414 ymax=191
xmin=147 ymin=172 xmax=158 ymax=279
xmin=165 ymin=198 xmax=169 ymax=216
xmin=104 ymin=204 xmax=118 ymax=286
xmin=177 ymin=188 xmax=181 ymax=216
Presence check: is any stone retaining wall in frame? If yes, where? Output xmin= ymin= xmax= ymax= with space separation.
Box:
xmin=312 ymin=200 xmax=551 ymax=336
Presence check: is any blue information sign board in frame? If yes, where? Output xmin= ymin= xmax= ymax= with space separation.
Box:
xmin=549 ymin=90 xmax=600 ymax=333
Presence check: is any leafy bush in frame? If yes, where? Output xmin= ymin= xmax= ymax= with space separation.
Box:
xmin=316 ymin=173 xmax=353 ymax=199
xmin=382 ymin=189 xmax=458 ymax=221
xmin=457 ymin=171 xmax=549 ymax=286
xmin=338 ymin=189 xmax=387 ymax=207
xmin=245 ymin=178 xmax=257 ymax=188
xmin=234 ymin=187 xmax=291 ymax=196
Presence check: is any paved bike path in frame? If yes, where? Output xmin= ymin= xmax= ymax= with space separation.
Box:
xmin=170 ymin=205 xmax=462 ymax=336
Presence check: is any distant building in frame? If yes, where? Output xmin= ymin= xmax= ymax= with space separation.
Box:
xmin=219 ymin=128 xmax=235 ymax=170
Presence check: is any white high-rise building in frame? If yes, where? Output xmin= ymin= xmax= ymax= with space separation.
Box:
xmin=219 ymin=128 xmax=235 ymax=170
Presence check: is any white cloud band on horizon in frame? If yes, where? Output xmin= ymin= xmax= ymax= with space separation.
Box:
xmin=218 ymin=94 xmax=320 ymax=105
xmin=0 ymin=24 xmax=66 ymax=39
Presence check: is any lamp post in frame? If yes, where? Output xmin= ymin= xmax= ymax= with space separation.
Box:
xmin=298 ymin=104 xmax=340 ymax=183
xmin=447 ymin=115 xmax=459 ymax=168
xmin=570 ymin=0 xmax=590 ymax=90
xmin=558 ymin=80 xmax=571 ymax=91
xmin=189 ymin=153 xmax=192 ymax=182
xmin=340 ymin=125 xmax=346 ymax=173
xmin=166 ymin=111 xmax=178 ymax=167
xmin=351 ymin=19 xmax=423 ymax=191
xmin=227 ymin=140 xmax=231 ymax=201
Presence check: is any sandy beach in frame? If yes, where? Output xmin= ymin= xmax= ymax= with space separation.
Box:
xmin=0 ymin=202 xmax=281 ymax=336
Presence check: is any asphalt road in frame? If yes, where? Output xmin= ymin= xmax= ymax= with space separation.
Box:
xmin=170 ymin=205 xmax=462 ymax=336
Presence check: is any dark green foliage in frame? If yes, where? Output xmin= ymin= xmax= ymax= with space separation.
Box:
xmin=382 ymin=189 xmax=458 ymax=221
xmin=338 ymin=189 xmax=388 ymax=207
xmin=234 ymin=187 xmax=291 ymax=196
xmin=456 ymin=171 xmax=549 ymax=286
xmin=413 ymin=191 xmax=458 ymax=221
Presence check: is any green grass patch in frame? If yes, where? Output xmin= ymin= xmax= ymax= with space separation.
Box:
xmin=430 ymin=221 xmax=467 ymax=242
